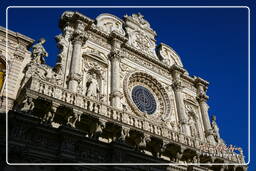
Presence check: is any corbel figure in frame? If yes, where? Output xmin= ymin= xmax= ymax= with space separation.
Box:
xmin=89 ymin=119 xmax=106 ymax=140
xmin=67 ymin=109 xmax=82 ymax=128
xmin=136 ymin=134 xmax=150 ymax=152
xmin=41 ymin=103 xmax=59 ymax=125
xmin=41 ymin=111 xmax=55 ymax=125
xmin=31 ymin=38 xmax=48 ymax=64
xmin=20 ymin=97 xmax=35 ymax=114
xmin=118 ymin=126 xmax=130 ymax=143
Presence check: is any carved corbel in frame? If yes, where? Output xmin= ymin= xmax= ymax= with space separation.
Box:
xmin=40 ymin=102 xmax=60 ymax=125
xmin=89 ymin=119 xmax=107 ymax=140
xmin=66 ymin=109 xmax=83 ymax=128
xmin=18 ymin=96 xmax=35 ymax=114
xmin=150 ymin=140 xmax=169 ymax=158
xmin=117 ymin=126 xmax=130 ymax=143
xmin=136 ymin=134 xmax=151 ymax=152
xmin=175 ymin=146 xmax=185 ymax=163
xmin=161 ymin=140 xmax=169 ymax=155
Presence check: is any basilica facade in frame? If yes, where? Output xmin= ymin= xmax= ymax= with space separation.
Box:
xmin=0 ymin=11 xmax=246 ymax=171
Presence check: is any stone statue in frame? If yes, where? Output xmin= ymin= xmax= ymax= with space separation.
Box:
xmin=211 ymin=115 xmax=221 ymax=141
xmin=20 ymin=97 xmax=34 ymax=113
xmin=86 ymin=73 xmax=99 ymax=99
xmin=32 ymin=38 xmax=48 ymax=64
xmin=41 ymin=111 xmax=55 ymax=125
xmin=67 ymin=112 xmax=81 ymax=128
xmin=188 ymin=115 xmax=197 ymax=137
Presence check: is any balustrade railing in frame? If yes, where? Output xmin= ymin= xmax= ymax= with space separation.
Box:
xmin=22 ymin=76 xmax=244 ymax=163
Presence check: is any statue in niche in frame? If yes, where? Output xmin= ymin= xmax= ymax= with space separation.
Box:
xmin=188 ymin=114 xmax=197 ymax=137
xmin=31 ymin=38 xmax=48 ymax=64
xmin=86 ymin=73 xmax=99 ymax=99
xmin=20 ymin=97 xmax=34 ymax=114
xmin=211 ymin=115 xmax=221 ymax=141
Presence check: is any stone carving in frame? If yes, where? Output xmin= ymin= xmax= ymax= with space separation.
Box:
xmin=41 ymin=111 xmax=55 ymax=125
xmin=188 ymin=114 xmax=197 ymax=137
xmin=157 ymin=43 xmax=183 ymax=67
xmin=124 ymin=13 xmax=157 ymax=58
xmin=96 ymin=13 xmax=125 ymax=36
xmin=20 ymin=97 xmax=34 ymax=113
xmin=118 ymin=127 xmax=130 ymax=142
xmin=67 ymin=110 xmax=82 ymax=128
xmin=129 ymin=30 xmax=156 ymax=57
xmin=124 ymin=13 xmax=153 ymax=31
xmin=185 ymin=104 xmax=198 ymax=137
xmin=89 ymin=120 xmax=106 ymax=140
xmin=123 ymin=72 xmax=171 ymax=121
xmin=136 ymin=134 xmax=150 ymax=152
xmin=54 ymin=34 xmax=69 ymax=74
xmin=41 ymin=103 xmax=58 ymax=125
xmin=86 ymin=73 xmax=100 ymax=99
xmin=122 ymin=49 xmax=170 ymax=78
xmin=31 ymin=38 xmax=48 ymax=64
xmin=211 ymin=115 xmax=221 ymax=142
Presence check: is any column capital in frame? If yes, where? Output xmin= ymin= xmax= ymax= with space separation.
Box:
xmin=196 ymin=93 xmax=209 ymax=102
xmin=170 ymin=64 xmax=186 ymax=75
xmin=109 ymin=91 xmax=123 ymax=100
xmin=171 ymin=80 xmax=184 ymax=92
xmin=68 ymin=73 xmax=82 ymax=82
xmin=108 ymin=49 xmax=122 ymax=61
xmin=71 ymin=32 xmax=88 ymax=45
xmin=109 ymin=31 xmax=128 ymax=45
xmin=194 ymin=76 xmax=209 ymax=87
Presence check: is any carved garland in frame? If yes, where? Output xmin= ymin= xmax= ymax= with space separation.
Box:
xmin=123 ymin=72 xmax=171 ymax=122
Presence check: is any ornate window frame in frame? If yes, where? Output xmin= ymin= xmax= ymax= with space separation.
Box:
xmin=123 ymin=71 xmax=171 ymax=122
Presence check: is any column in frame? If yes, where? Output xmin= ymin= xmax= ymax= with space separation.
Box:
xmin=195 ymin=77 xmax=215 ymax=144
xmin=109 ymin=36 xmax=124 ymax=109
xmin=68 ymin=21 xmax=87 ymax=92
xmin=109 ymin=49 xmax=122 ymax=109
xmin=171 ymin=65 xmax=190 ymax=135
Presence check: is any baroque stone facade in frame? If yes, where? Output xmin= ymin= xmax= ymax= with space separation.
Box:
xmin=0 ymin=11 xmax=246 ymax=171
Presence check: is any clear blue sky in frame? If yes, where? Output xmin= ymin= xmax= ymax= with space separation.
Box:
xmin=0 ymin=0 xmax=254 ymax=170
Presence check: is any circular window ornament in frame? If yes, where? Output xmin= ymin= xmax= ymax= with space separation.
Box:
xmin=123 ymin=72 xmax=171 ymax=121
xmin=131 ymin=85 xmax=157 ymax=115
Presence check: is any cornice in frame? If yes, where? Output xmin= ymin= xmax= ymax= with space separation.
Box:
xmin=194 ymin=76 xmax=209 ymax=87
xmin=0 ymin=26 xmax=34 ymax=49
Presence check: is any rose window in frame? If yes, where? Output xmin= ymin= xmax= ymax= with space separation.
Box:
xmin=131 ymin=85 xmax=157 ymax=115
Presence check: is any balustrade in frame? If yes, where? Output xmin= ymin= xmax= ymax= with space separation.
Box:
xmin=20 ymin=76 xmax=244 ymax=163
